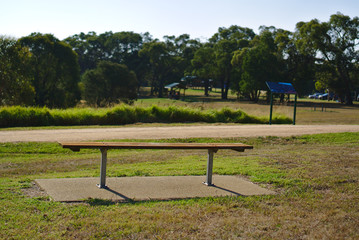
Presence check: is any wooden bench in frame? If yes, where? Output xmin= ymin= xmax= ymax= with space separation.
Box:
xmin=59 ymin=142 xmax=253 ymax=188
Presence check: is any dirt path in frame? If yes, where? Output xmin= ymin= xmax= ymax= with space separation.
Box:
xmin=1 ymin=124 xmax=359 ymax=142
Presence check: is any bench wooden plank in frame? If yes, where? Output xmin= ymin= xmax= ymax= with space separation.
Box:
xmin=60 ymin=142 xmax=253 ymax=151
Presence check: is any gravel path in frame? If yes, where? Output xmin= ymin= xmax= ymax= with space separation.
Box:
xmin=1 ymin=124 xmax=359 ymax=142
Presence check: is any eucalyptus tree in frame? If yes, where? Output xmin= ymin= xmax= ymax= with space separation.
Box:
xmin=275 ymin=28 xmax=317 ymax=96
xmin=82 ymin=61 xmax=138 ymax=106
xmin=65 ymin=31 xmax=145 ymax=72
xmin=191 ymin=44 xmax=216 ymax=96
xmin=64 ymin=32 xmax=94 ymax=73
xmin=296 ymin=13 xmax=359 ymax=105
xmin=163 ymin=35 xmax=187 ymax=87
xmin=0 ymin=36 xmax=35 ymax=105
xmin=139 ymin=40 xmax=171 ymax=97
xmin=163 ymin=34 xmax=202 ymax=86
xmin=210 ymin=25 xmax=255 ymax=99
xmin=137 ymin=34 xmax=201 ymax=97
xmin=19 ymin=33 xmax=81 ymax=108
xmin=231 ymin=28 xmax=283 ymax=102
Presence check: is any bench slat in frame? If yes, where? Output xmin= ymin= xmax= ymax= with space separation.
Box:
xmin=59 ymin=142 xmax=253 ymax=151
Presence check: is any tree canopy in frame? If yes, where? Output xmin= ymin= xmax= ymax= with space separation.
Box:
xmin=82 ymin=61 xmax=138 ymax=106
xmin=2 ymin=12 xmax=359 ymax=107
xmin=19 ymin=33 xmax=81 ymax=108
xmin=296 ymin=13 xmax=359 ymax=104
xmin=232 ymin=28 xmax=283 ymax=102
xmin=0 ymin=36 xmax=35 ymax=106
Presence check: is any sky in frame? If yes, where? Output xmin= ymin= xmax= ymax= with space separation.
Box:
xmin=2 ymin=0 xmax=359 ymax=41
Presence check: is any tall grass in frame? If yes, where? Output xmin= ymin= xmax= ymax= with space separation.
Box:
xmin=0 ymin=105 xmax=292 ymax=128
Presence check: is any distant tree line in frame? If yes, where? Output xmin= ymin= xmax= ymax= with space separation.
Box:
xmin=1 ymin=12 xmax=358 ymax=107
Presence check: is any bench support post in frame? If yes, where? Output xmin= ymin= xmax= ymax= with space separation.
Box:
xmin=204 ymin=149 xmax=215 ymax=186
xmin=97 ymin=148 xmax=108 ymax=188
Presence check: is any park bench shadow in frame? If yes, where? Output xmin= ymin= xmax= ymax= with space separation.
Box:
xmin=209 ymin=185 xmax=243 ymax=196
xmin=85 ymin=187 xmax=134 ymax=206
xmin=85 ymin=185 xmax=243 ymax=206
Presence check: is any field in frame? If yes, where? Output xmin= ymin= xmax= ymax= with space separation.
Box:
xmin=1 ymin=88 xmax=359 ymax=129
xmin=1 ymin=90 xmax=359 ymax=239
xmin=136 ymin=88 xmax=359 ymax=125
xmin=1 ymin=133 xmax=359 ymax=239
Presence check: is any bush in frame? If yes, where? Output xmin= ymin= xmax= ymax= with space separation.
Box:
xmin=0 ymin=105 xmax=292 ymax=128
xmin=0 ymin=106 xmax=52 ymax=127
xmin=105 ymin=106 xmax=139 ymax=125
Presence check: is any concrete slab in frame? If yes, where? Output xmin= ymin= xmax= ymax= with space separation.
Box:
xmin=35 ymin=175 xmax=275 ymax=202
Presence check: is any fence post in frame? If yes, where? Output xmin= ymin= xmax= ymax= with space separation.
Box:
xmin=269 ymin=92 xmax=273 ymax=125
xmin=293 ymin=94 xmax=297 ymax=125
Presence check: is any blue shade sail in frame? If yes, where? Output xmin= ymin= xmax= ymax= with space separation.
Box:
xmin=266 ymin=82 xmax=296 ymax=94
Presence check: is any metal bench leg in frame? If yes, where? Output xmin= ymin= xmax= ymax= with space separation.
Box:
xmin=97 ymin=148 xmax=108 ymax=188
xmin=204 ymin=149 xmax=215 ymax=186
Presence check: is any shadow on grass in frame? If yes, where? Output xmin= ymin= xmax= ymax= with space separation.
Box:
xmin=84 ymin=196 xmax=239 ymax=206
xmin=85 ymin=187 xmax=136 ymax=206
xmin=84 ymin=185 xmax=245 ymax=206
xmin=85 ymin=198 xmax=119 ymax=206
xmin=181 ymin=95 xmax=237 ymax=103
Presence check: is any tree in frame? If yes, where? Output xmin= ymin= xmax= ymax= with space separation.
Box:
xmin=64 ymin=32 xmax=97 ymax=73
xmin=19 ymin=33 xmax=81 ymax=108
xmin=191 ymin=45 xmax=216 ymax=96
xmin=82 ymin=61 xmax=138 ymax=106
xmin=275 ymin=28 xmax=317 ymax=96
xmin=296 ymin=13 xmax=359 ymax=105
xmin=210 ymin=25 xmax=255 ymax=99
xmin=165 ymin=34 xmax=202 ymax=76
xmin=65 ymin=31 xmax=150 ymax=88
xmin=138 ymin=41 xmax=173 ymax=97
xmin=0 ymin=36 xmax=35 ymax=105
xmin=232 ymin=29 xmax=283 ymax=102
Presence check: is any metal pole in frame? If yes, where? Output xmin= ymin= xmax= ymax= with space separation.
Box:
xmin=98 ymin=148 xmax=108 ymax=188
xmin=204 ymin=149 xmax=214 ymax=186
xmin=269 ymin=92 xmax=273 ymax=125
xmin=293 ymin=94 xmax=297 ymax=125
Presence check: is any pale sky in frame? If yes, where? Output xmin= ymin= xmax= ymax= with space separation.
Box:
xmin=2 ymin=0 xmax=359 ymax=41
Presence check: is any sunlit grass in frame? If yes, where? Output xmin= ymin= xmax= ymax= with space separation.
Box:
xmin=1 ymin=132 xmax=359 ymax=238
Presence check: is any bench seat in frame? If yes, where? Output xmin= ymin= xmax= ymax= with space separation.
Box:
xmin=61 ymin=142 xmax=253 ymax=151
xmin=59 ymin=142 xmax=253 ymax=188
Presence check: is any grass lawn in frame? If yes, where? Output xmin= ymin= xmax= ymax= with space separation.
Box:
xmin=1 ymin=133 xmax=359 ymax=239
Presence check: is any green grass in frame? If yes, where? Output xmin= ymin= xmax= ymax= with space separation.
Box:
xmin=1 ymin=132 xmax=359 ymax=238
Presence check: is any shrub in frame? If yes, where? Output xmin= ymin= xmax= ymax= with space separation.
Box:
xmin=0 ymin=105 xmax=292 ymax=128
xmin=105 ymin=106 xmax=139 ymax=125
xmin=0 ymin=106 xmax=52 ymax=127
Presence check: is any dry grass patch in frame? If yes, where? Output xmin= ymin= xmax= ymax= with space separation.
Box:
xmin=1 ymin=133 xmax=359 ymax=239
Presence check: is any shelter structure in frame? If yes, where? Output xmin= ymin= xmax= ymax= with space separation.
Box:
xmin=266 ymin=82 xmax=297 ymax=125
xmin=165 ymin=82 xmax=187 ymax=100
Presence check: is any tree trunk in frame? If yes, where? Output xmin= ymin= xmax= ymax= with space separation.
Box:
xmin=223 ymin=85 xmax=228 ymax=99
xmin=338 ymin=65 xmax=353 ymax=105
xmin=220 ymin=77 xmax=225 ymax=99
xmin=150 ymin=77 xmax=155 ymax=96
xmin=224 ymin=76 xmax=230 ymax=100
xmin=158 ymin=78 xmax=164 ymax=98
xmin=204 ymin=79 xmax=209 ymax=96
xmin=222 ymin=68 xmax=231 ymax=100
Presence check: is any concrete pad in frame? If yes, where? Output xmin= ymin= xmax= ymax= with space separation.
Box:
xmin=35 ymin=175 xmax=275 ymax=202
